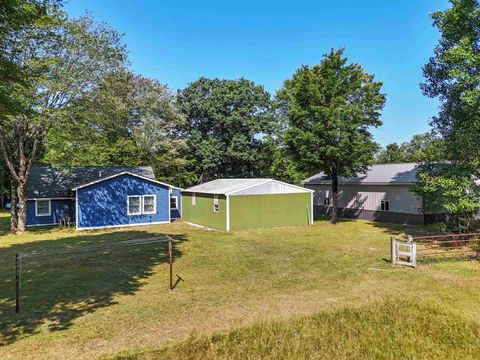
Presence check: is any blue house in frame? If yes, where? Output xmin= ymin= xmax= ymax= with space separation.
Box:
xmin=26 ymin=166 xmax=182 ymax=230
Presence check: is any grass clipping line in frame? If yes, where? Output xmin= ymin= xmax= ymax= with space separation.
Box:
xmin=111 ymin=299 xmax=480 ymax=360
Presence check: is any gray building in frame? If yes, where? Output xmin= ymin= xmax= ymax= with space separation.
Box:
xmin=302 ymin=163 xmax=427 ymax=225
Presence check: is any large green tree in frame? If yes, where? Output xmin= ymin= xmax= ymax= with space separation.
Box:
xmin=0 ymin=12 xmax=126 ymax=233
xmin=43 ymin=70 xmax=189 ymax=186
xmin=279 ymin=49 xmax=385 ymax=224
xmin=0 ymin=0 xmax=61 ymax=224
xmin=421 ymin=0 xmax=480 ymax=167
xmin=177 ymin=77 xmax=276 ymax=184
xmin=415 ymin=0 xmax=480 ymax=229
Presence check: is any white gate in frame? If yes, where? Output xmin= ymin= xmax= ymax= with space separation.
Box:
xmin=390 ymin=237 xmax=417 ymax=268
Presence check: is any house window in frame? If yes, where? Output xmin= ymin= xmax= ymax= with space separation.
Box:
xmin=143 ymin=195 xmax=156 ymax=215
xmin=381 ymin=200 xmax=390 ymax=211
xmin=323 ymin=197 xmax=330 ymax=206
xmin=213 ymin=194 xmax=219 ymax=213
xmin=127 ymin=196 xmax=142 ymax=215
xmin=170 ymin=196 xmax=178 ymax=210
xmin=35 ymin=199 xmax=51 ymax=217
xmin=192 ymin=192 xmax=196 ymax=205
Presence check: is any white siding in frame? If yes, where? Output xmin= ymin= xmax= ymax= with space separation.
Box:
xmin=232 ymin=181 xmax=308 ymax=196
xmin=306 ymin=184 xmax=422 ymax=215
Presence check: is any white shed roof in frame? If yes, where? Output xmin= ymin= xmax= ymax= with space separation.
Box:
xmin=184 ymin=178 xmax=313 ymax=195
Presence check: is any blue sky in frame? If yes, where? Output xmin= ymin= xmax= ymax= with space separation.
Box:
xmin=65 ymin=0 xmax=450 ymax=146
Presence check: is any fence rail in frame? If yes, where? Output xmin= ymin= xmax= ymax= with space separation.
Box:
xmin=391 ymin=233 xmax=480 ymax=268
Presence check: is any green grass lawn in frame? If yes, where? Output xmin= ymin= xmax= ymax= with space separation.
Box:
xmin=0 ymin=211 xmax=479 ymax=359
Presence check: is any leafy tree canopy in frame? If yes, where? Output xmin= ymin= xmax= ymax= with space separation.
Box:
xmin=376 ymin=132 xmax=445 ymax=164
xmin=43 ymin=70 xmax=189 ymax=186
xmin=0 ymin=0 xmax=62 ymax=119
xmin=421 ymin=0 xmax=480 ymax=168
xmin=177 ymin=77 xmax=276 ymax=184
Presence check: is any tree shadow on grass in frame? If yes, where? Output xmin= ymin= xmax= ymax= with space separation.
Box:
xmin=370 ymin=221 xmax=443 ymax=238
xmin=0 ymin=229 xmax=188 ymax=345
xmin=314 ymin=212 xmax=435 ymax=238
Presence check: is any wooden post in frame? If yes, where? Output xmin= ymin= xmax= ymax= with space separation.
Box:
xmin=15 ymin=253 xmax=21 ymax=313
xmin=390 ymin=237 xmax=396 ymax=265
xmin=168 ymin=237 xmax=173 ymax=290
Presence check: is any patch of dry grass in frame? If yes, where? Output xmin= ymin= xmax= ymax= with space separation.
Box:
xmin=112 ymin=300 xmax=480 ymax=360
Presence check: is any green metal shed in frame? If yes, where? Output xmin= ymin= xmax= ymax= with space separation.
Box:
xmin=182 ymin=179 xmax=314 ymax=231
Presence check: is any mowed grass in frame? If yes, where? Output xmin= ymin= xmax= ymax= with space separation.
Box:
xmin=0 ymin=211 xmax=478 ymax=359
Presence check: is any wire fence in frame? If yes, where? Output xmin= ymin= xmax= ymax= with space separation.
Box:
xmin=412 ymin=233 xmax=480 ymax=261
xmin=12 ymin=236 xmax=175 ymax=313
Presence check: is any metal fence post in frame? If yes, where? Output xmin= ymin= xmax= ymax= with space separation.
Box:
xmin=168 ymin=237 xmax=173 ymax=290
xmin=15 ymin=253 xmax=21 ymax=313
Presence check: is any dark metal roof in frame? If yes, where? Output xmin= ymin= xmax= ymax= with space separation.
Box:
xmin=27 ymin=166 xmax=156 ymax=199
xmin=302 ymin=163 xmax=421 ymax=186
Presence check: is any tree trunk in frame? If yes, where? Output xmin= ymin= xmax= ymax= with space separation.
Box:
xmin=0 ymin=119 xmax=43 ymax=234
xmin=330 ymin=168 xmax=338 ymax=225
xmin=10 ymin=180 xmax=18 ymax=233
xmin=16 ymin=178 xmax=27 ymax=234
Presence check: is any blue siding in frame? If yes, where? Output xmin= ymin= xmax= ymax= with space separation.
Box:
xmin=77 ymin=174 xmax=170 ymax=229
xmin=27 ymin=199 xmax=75 ymax=226
xmin=171 ymin=188 xmax=182 ymax=219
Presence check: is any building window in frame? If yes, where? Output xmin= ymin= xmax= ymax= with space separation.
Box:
xmin=127 ymin=196 xmax=142 ymax=215
xmin=213 ymin=194 xmax=219 ymax=213
xmin=192 ymin=192 xmax=196 ymax=205
xmin=323 ymin=197 xmax=330 ymax=206
xmin=35 ymin=199 xmax=51 ymax=217
xmin=170 ymin=196 xmax=178 ymax=210
xmin=143 ymin=195 xmax=156 ymax=214
xmin=381 ymin=200 xmax=390 ymax=211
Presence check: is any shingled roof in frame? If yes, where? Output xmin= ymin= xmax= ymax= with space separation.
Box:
xmin=27 ymin=166 xmax=156 ymax=199
xmin=302 ymin=163 xmax=421 ymax=186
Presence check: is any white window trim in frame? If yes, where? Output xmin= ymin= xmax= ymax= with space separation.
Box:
xmin=381 ymin=200 xmax=390 ymax=212
xmin=170 ymin=196 xmax=178 ymax=210
xmin=142 ymin=194 xmax=157 ymax=215
xmin=35 ymin=199 xmax=51 ymax=217
xmin=213 ymin=194 xmax=219 ymax=213
xmin=127 ymin=195 xmax=142 ymax=216
xmin=324 ymin=197 xmax=330 ymax=206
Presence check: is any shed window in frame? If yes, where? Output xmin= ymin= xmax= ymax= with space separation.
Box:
xmin=35 ymin=200 xmax=51 ymax=217
xmin=381 ymin=200 xmax=390 ymax=211
xmin=170 ymin=196 xmax=178 ymax=210
xmin=192 ymin=193 xmax=196 ymax=205
xmin=127 ymin=196 xmax=142 ymax=215
xmin=213 ymin=194 xmax=219 ymax=213
xmin=143 ymin=195 xmax=156 ymax=214
xmin=323 ymin=197 xmax=330 ymax=206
